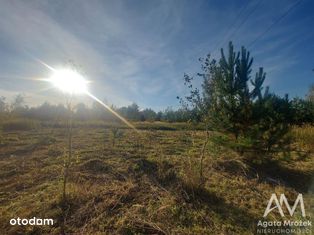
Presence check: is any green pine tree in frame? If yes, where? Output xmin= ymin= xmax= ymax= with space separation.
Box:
xmin=182 ymin=41 xmax=292 ymax=158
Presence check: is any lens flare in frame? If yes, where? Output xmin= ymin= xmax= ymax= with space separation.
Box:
xmin=40 ymin=61 xmax=138 ymax=132
xmin=48 ymin=69 xmax=88 ymax=94
xmin=86 ymin=91 xmax=138 ymax=132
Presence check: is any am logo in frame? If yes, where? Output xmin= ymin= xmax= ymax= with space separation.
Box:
xmin=263 ymin=193 xmax=306 ymax=217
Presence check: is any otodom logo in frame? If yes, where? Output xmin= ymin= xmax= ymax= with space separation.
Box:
xmin=263 ymin=193 xmax=306 ymax=217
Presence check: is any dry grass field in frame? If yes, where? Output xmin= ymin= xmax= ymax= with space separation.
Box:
xmin=0 ymin=121 xmax=313 ymax=234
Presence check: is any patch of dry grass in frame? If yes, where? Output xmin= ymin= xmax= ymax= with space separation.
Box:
xmin=0 ymin=123 xmax=313 ymax=234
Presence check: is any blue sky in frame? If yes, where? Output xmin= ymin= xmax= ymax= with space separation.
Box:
xmin=0 ymin=0 xmax=313 ymax=110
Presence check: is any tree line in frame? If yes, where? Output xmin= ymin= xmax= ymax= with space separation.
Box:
xmin=0 ymin=95 xmax=193 ymax=122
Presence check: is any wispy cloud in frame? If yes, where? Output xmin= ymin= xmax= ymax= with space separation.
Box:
xmin=0 ymin=0 xmax=313 ymax=109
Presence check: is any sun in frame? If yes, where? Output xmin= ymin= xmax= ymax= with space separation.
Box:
xmin=40 ymin=62 xmax=137 ymax=131
xmin=48 ymin=68 xmax=88 ymax=94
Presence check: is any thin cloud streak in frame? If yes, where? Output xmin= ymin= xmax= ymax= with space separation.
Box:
xmin=0 ymin=0 xmax=313 ymax=109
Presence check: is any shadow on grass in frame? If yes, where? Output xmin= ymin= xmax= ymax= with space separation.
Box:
xmin=181 ymin=183 xmax=258 ymax=231
xmin=247 ymin=159 xmax=313 ymax=193
xmin=131 ymin=158 xmax=177 ymax=186
xmin=132 ymin=158 xmax=259 ymax=232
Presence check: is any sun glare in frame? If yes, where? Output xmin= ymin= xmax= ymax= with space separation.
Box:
xmin=40 ymin=62 xmax=138 ymax=132
xmin=49 ymin=69 xmax=88 ymax=94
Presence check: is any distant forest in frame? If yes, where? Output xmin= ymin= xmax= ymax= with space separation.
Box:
xmin=0 ymin=95 xmax=192 ymax=122
xmin=0 ymin=86 xmax=314 ymax=125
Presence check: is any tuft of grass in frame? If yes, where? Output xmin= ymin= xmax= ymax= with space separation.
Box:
xmin=79 ymin=159 xmax=111 ymax=173
xmin=293 ymin=125 xmax=314 ymax=152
